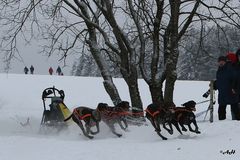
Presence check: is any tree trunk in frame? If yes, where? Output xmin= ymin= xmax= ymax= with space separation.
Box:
xmin=164 ymin=47 xmax=179 ymax=106
xmin=163 ymin=0 xmax=180 ymax=107
xmin=164 ymin=69 xmax=177 ymax=105
xmin=149 ymin=82 xmax=164 ymax=105
xmin=128 ymin=80 xmax=143 ymax=115
xmin=75 ymin=2 xmax=122 ymax=106
xmin=84 ymin=17 xmax=121 ymax=105
xmin=94 ymin=0 xmax=144 ymax=112
xmin=87 ymin=39 xmax=122 ymax=105
xmin=122 ymin=65 xmax=143 ymax=116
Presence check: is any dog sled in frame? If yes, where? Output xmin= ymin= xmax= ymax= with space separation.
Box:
xmin=40 ymin=86 xmax=72 ymax=131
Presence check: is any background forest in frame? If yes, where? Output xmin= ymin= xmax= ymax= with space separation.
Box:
xmin=72 ymin=25 xmax=240 ymax=81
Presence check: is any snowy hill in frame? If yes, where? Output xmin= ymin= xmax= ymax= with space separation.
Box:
xmin=0 ymin=73 xmax=239 ymax=160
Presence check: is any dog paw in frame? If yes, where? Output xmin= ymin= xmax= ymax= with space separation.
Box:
xmin=124 ymin=128 xmax=130 ymax=132
xmin=168 ymin=130 xmax=173 ymax=135
xmin=117 ymin=134 xmax=122 ymax=137
xmin=182 ymin=128 xmax=187 ymax=132
xmin=88 ymin=136 xmax=94 ymax=139
xmin=90 ymin=131 xmax=99 ymax=135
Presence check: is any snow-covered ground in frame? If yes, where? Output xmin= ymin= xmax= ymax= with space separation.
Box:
xmin=0 ymin=74 xmax=239 ymax=160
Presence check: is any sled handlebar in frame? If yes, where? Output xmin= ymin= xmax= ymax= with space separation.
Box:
xmin=42 ymin=86 xmax=65 ymax=100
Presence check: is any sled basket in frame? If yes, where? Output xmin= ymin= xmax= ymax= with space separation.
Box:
xmin=40 ymin=86 xmax=71 ymax=128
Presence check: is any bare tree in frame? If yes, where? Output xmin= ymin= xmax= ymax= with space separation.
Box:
xmin=178 ymin=25 xmax=240 ymax=81
xmin=123 ymin=0 xmax=240 ymax=106
xmin=0 ymin=0 xmax=240 ymax=111
xmin=90 ymin=0 xmax=143 ymax=112
xmin=0 ymin=0 xmax=122 ymax=105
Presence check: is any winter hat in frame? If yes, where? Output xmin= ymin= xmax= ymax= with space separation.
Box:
xmin=218 ymin=56 xmax=227 ymax=62
xmin=226 ymin=52 xmax=237 ymax=63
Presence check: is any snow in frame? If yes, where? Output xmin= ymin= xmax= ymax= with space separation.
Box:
xmin=0 ymin=73 xmax=239 ymax=160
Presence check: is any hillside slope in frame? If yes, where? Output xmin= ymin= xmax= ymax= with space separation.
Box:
xmin=0 ymin=74 xmax=239 ymax=160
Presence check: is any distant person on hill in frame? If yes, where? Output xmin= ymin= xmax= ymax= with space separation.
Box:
xmin=56 ymin=66 xmax=62 ymax=75
xmin=30 ymin=65 xmax=34 ymax=74
xmin=49 ymin=67 xmax=53 ymax=75
xmin=24 ymin=66 xmax=29 ymax=74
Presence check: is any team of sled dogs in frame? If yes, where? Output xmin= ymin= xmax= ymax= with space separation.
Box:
xmin=64 ymin=100 xmax=201 ymax=140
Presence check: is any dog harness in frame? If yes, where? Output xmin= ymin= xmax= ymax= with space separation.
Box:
xmin=73 ymin=108 xmax=92 ymax=120
xmin=173 ymin=108 xmax=193 ymax=121
xmin=145 ymin=108 xmax=160 ymax=117
xmin=97 ymin=107 xmax=129 ymax=121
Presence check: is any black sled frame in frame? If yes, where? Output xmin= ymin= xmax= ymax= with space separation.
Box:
xmin=40 ymin=86 xmax=68 ymax=130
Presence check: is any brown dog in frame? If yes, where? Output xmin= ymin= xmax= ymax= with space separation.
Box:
xmin=97 ymin=101 xmax=130 ymax=137
xmin=64 ymin=106 xmax=101 ymax=139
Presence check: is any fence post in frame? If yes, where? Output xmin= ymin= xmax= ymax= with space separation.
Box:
xmin=209 ymin=80 xmax=214 ymax=123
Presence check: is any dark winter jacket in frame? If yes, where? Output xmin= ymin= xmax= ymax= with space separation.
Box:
xmin=24 ymin=67 xmax=29 ymax=74
xmin=235 ymin=63 xmax=240 ymax=100
xmin=30 ymin=65 xmax=34 ymax=74
xmin=49 ymin=67 xmax=53 ymax=75
xmin=56 ymin=67 xmax=62 ymax=75
xmin=215 ymin=62 xmax=238 ymax=105
xmin=235 ymin=49 xmax=240 ymax=96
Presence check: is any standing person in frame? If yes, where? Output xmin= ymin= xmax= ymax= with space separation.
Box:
xmin=56 ymin=66 xmax=62 ymax=75
xmin=30 ymin=65 xmax=34 ymax=74
xmin=236 ymin=48 xmax=240 ymax=57
xmin=215 ymin=56 xmax=240 ymax=120
xmin=49 ymin=67 xmax=53 ymax=75
xmin=24 ymin=66 xmax=29 ymax=74
xmin=226 ymin=52 xmax=239 ymax=120
xmin=235 ymin=48 xmax=240 ymax=118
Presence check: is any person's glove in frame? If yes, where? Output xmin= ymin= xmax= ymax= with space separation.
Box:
xmin=202 ymin=90 xmax=210 ymax=98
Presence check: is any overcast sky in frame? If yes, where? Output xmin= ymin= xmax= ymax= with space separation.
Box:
xmin=0 ymin=0 xmax=239 ymax=76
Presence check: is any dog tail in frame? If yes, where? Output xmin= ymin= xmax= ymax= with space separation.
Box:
xmin=64 ymin=114 xmax=73 ymax=122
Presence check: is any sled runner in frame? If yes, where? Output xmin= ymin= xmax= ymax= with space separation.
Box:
xmin=40 ymin=86 xmax=71 ymax=130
